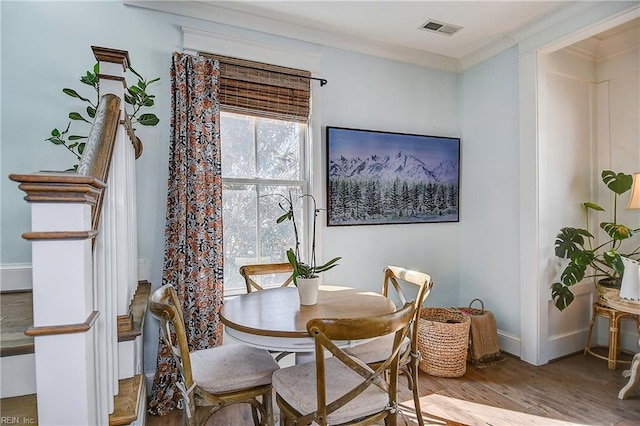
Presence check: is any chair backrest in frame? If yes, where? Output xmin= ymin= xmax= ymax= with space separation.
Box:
xmin=382 ymin=265 xmax=433 ymax=357
xmin=307 ymin=302 xmax=415 ymax=424
xmin=148 ymin=284 xmax=195 ymax=388
xmin=239 ymin=262 xmax=294 ymax=293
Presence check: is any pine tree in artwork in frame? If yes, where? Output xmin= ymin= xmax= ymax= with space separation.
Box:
xmin=351 ymin=180 xmax=362 ymax=219
xmin=401 ymin=181 xmax=410 ymax=217
xmin=424 ymin=182 xmax=436 ymax=214
xmin=448 ymin=184 xmax=458 ymax=210
xmin=436 ymin=184 xmax=448 ymax=214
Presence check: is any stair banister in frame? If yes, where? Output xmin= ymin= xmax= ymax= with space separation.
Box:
xmin=9 ymin=46 xmax=143 ymax=425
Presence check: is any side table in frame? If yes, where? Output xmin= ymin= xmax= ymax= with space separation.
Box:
xmin=606 ymin=297 xmax=640 ymax=400
xmin=584 ymin=302 xmax=639 ymax=369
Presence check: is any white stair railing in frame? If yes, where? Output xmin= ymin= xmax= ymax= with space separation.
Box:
xmin=9 ymin=46 xmax=142 ymax=425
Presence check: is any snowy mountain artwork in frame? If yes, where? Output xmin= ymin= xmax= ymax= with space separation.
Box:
xmin=326 ymin=127 xmax=460 ymax=226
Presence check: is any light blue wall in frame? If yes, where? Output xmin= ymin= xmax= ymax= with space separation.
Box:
xmin=319 ymin=47 xmax=461 ymax=308
xmin=1 ymin=1 xmax=179 ymax=270
xmin=459 ymin=48 xmax=521 ymax=337
xmin=1 ymin=2 xmax=462 ymax=374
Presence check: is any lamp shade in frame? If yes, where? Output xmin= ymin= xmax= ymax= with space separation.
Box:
xmin=628 ymin=173 xmax=640 ymax=209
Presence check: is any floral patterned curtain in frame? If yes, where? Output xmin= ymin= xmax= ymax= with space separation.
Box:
xmin=148 ymin=52 xmax=223 ymax=416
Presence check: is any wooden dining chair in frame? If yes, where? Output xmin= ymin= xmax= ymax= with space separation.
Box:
xmin=149 ymin=284 xmax=280 ymax=426
xmin=273 ymin=302 xmax=415 ymax=426
xmin=344 ymin=266 xmax=433 ymax=426
xmin=239 ymin=262 xmax=294 ymax=293
xmin=239 ymin=262 xmax=295 ymax=362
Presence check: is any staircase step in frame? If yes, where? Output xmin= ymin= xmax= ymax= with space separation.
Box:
xmin=0 ymin=394 xmax=37 ymax=424
xmin=1 ymin=282 xmax=149 ymax=419
xmin=110 ymin=374 xmax=145 ymax=426
xmin=118 ymin=281 xmax=151 ymax=342
xmin=0 ymin=375 xmax=145 ymax=426
xmin=1 ymin=282 xmax=151 ymax=357
xmin=0 ymin=291 xmax=34 ymax=357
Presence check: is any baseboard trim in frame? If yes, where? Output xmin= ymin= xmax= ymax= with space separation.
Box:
xmin=0 ymin=353 xmax=36 ymax=398
xmin=548 ymin=329 xmax=589 ymax=361
xmin=497 ymin=329 xmax=521 ymax=357
xmin=145 ymin=371 xmax=155 ymax=396
xmin=1 ymin=259 xmax=148 ymax=292
xmin=0 ymin=264 xmax=32 ymax=292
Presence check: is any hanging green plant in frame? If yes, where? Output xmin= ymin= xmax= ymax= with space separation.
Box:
xmin=46 ymin=63 xmax=160 ymax=170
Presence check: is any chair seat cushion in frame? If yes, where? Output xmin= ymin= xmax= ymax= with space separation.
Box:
xmin=190 ymin=344 xmax=280 ymax=394
xmin=344 ymin=334 xmax=410 ymax=364
xmin=272 ymin=356 xmax=389 ymax=424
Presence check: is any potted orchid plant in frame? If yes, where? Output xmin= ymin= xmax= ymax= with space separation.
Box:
xmin=276 ymin=192 xmax=341 ymax=305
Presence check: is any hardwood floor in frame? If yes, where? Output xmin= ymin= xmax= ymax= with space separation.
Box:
xmin=3 ymin=292 xmax=638 ymax=424
xmin=146 ymin=352 xmax=640 ymax=426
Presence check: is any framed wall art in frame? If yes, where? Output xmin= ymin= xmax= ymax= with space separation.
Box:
xmin=326 ymin=126 xmax=460 ymax=226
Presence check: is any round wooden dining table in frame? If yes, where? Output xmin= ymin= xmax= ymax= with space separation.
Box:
xmin=220 ymin=285 xmax=396 ymax=363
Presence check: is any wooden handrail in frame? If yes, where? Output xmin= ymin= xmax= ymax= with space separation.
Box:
xmin=10 ymin=93 xmax=121 ymax=237
xmin=78 ymin=94 xmax=121 ymax=233
xmin=25 ymin=311 xmax=100 ymax=337
xmin=77 ymin=94 xmax=121 ymax=182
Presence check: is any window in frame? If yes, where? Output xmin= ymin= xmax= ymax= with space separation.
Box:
xmin=205 ymin=53 xmax=312 ymax=295
xmin=221 ymin=112 xmax=308 ymax=294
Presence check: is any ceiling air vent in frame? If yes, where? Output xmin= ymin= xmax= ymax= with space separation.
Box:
xmin=419 ymin=19 xmax=463 ymax=37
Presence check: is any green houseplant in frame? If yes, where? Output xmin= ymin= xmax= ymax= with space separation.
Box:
xmin=276 ymin=192 xmax=341 ymax=286
xmin=551 ymin=170 xmax=640 ymax=311
xmin=46 ymin=63 xmax=160 ymax=170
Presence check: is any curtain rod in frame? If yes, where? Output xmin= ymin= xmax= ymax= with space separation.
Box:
xmin=311 ymin=76 xmax=328 ymax=87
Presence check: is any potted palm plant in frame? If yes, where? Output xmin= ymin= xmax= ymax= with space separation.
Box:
xmin=551 ymin=170 xmax=640 ymax=311
xmin=276 ymin=192 xmax=341 ymax=305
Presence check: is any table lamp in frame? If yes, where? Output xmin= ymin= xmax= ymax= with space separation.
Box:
xmin=620 ymin=172 xmax=640 ymax=300
xmin=628 ymin=172 xmax=640 ymax=209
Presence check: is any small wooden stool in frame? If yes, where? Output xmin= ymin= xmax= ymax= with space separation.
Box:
xmin=584 ymin=303 xmax=640 ymax=369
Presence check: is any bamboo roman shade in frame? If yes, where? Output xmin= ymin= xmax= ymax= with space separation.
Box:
xmin=201 ymin=53 xmax=311 ymax=123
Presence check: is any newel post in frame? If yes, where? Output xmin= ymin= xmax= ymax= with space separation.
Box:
xmin=7 ymin=173 xmax=106 ymax=425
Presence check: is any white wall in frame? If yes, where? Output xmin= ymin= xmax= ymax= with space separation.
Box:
xmin=0 ymin=1 xmax=460 ymax=376
xmin=594 ymin=40 xmax=640 ymax=351
xmin=541 ymin=49 xmax=598 ymax=360
xmin=540 ymin=32 xmax=640 ymax=360
xmin=459 ymin=48 xmax=522 ymax=354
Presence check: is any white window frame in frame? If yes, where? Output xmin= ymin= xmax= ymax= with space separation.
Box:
xmin=221 ymin=113 xmax=311 ymax=296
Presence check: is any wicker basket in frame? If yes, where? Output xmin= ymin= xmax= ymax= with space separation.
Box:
xmin=457 ymin=299 xmax=501 ymax=365
xmin=417 ymin=307 xmax=471 ymax=377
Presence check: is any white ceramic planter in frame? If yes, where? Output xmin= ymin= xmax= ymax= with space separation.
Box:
xmin=296 ymin=276 xmax=320 ymax=305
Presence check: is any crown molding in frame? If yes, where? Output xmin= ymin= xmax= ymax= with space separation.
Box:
xmin=458 ymin=36 xmax=517 ymax=72
xmin=596 ymin=25 xmax=639 ymax=62
xmin=124 ymin=0 xmax=458 ymax=72
xmin=561 ymin=25 xmax=639 ymax=64
xmin=517 ymin=1 xmax=639 ymax=56
xmin=182 ymin=26 xmax=322 ymax=73
xmin=563 ymin=38 xmax=600 ymax=62
xmin=125 ymin=1 xmax=637 ymax=74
